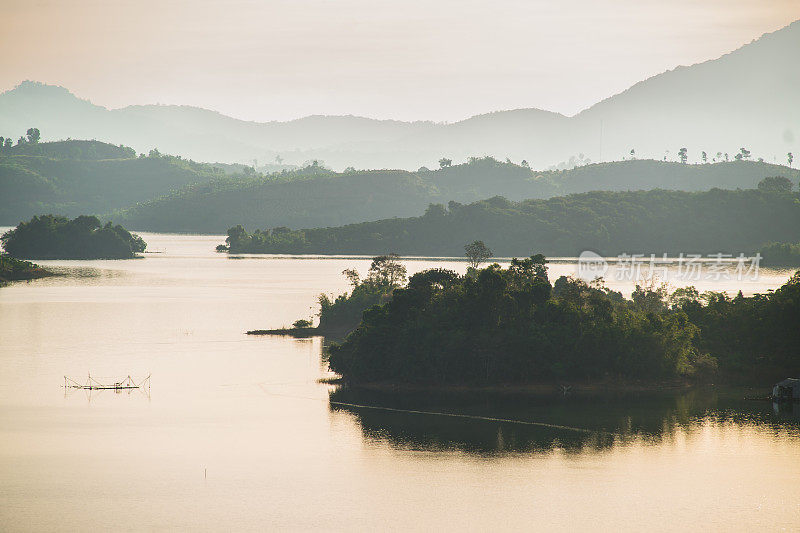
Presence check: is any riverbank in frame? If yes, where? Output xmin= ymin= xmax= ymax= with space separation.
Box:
xmin=330 ymin=379 xmax=694 ymax=395
xmin=324 ymin=378 xmax=783 ymax=401
xmin=247 ymin=327 xmax=319 ymax=338
xmin=246 ymin=323 xmax=354 ymax=340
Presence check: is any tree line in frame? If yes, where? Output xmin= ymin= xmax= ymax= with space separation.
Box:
xmin=218 ymin=187 xmax=800 ymax=258
xmin=0 ymin=128 xmax=40 ymax=151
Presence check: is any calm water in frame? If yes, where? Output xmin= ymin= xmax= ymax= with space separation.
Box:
xmin=1 ymin=233 xmax=799 ymax=531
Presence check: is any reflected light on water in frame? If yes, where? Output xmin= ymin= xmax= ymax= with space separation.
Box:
xmin=1 ymin=233 xmax=799 ymax=530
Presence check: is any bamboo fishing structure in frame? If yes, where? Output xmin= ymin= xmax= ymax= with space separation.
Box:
xmin=64 ymin=373 xmax=151 ymax=391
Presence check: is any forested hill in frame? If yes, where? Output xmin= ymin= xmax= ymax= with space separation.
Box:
xmin=220 ymin=189 xmax=800 ymax=257
xmin=1 ymin=139 xmax=135 ymax=160
xmin=114 ymin=168 xmax=438 ymax=233
xmin=114 ymin=157 xmax=797 ymax=233
xmin=0 ymin=140 xmax=223 ymax=224
xmin=428 ymin=157 xmax=798 ymax=203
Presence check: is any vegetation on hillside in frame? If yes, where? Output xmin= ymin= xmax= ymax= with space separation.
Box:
xmin=116 ymin=158 xmax=798 ymax=233
xmin=327 ymin=257 xmax=800 ymax=385
xmin=220 ymin=188 xmax=800 ymax=257
xmin=0 ymin=139 xmax=230 ymax=224
xmin=2 ymin=215 xmax=146 ymax=259
xmin=3 ymin=134 xmax=796 ymax=234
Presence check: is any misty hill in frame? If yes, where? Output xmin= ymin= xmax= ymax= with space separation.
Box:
xmin=429 ymin=157 xmax=798 ymax=203
xmin=0 ymin=140 xmax=223 ymax=224
xmin=113 ymin=168 xmax=438 ymax=233
xmin=113 ymin=157 xmax=798 ymax=233
xmin=0 ymin=81 xmax=434 ymax=168
xmin=2 ymin=20 xmax=797 ymax=169
xmin=219 ymin=189 xmax=800 ymax=257
xmin=2 ymin=139 xmax=136 ymax=160
xmin=574 ymin=19 xmax=800 ymax=164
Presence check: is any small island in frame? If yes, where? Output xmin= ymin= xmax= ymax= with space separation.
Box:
xmin=291 ymin=252 xmax=798 ymax=390
xmin=0 ymin=254 xmax=54 ymax=284
xmin=1 ymin=215 xmax=146 ymax=260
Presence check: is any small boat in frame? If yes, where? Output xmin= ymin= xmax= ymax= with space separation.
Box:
xmin=64 ymin=373 xmax=150 ymax=391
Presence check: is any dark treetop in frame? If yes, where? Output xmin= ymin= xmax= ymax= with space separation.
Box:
xmin=2 ymin=215 xmax=146 ymax=259
xmin=327 ymin=256 xmax=800 ymax=386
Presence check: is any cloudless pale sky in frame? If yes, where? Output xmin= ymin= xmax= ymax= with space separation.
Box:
xmin=1 ymin=0 xmax=798 ymax=122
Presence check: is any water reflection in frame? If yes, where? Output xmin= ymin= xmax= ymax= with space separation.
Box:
xmin=329 ymin=387 xmax=800 ymax=455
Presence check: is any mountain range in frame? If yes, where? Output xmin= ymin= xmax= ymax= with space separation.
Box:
xmin=1 ymin=20 xmax=798 ymax=170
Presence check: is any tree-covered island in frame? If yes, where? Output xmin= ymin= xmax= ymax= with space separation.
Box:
xmin=2 ymin=215 xmax=146 ymax=259
xmin=251 ymin=248 xmax=799 ymax=388
xmin=316 ymin=256 xmax=798 ymax=388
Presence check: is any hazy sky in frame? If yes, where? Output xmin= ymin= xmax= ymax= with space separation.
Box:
xmin=1 ymin=0 xmax=798 ymax=122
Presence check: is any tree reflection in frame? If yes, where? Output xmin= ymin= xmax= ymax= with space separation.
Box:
xmin=328 ymin=387 xmax=799 ymax=455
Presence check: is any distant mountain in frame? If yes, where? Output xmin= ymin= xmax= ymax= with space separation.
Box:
xmin=0 ymin=81 xmax=434 ymax=168
xmin=574 ymin=19 xmax=800 ymax=163
xmin=2 ymin=20 xmax=797 ymax=169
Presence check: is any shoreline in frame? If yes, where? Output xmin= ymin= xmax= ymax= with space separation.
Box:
xmin=323 ymin=378 xmax=777 ymax=397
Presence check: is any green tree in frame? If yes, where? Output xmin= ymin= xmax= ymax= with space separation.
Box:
xmin=366 ymin=254 xmax=407 ymax=289
xmin=629 ymin=149 xmax=636 ymax=159
xmin=438 ymin=158 xmax=452 ymax=168
xmin=225 ymin=224 xmax=249 ymax=249
xmin=701 ymin=151 xmax=707 ymax=163
xmin=26 ymin=128 xmax=40 ymax=144
xmin=757 ymin=176 xmax=793 ymax=192
xmin=678 ymin=148 xmax=688 ymax=164
xmin=3 ymin=138 xmax=12 ymax=149
xmin=789 ymin=152 xmax=794 ymax=168
xmin=464 ymin=240 xmax=493 ymax=268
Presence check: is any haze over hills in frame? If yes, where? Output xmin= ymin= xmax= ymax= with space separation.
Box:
xmin=1 ymin=20 xmax=798 ymax=170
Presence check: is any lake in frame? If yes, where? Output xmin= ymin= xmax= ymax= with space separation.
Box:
xmin=1 ymin=232 xmax=799 ymax=531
